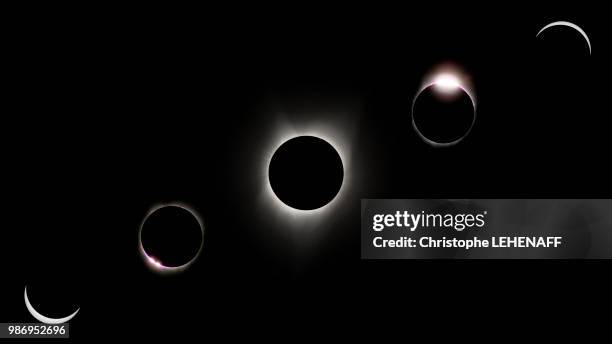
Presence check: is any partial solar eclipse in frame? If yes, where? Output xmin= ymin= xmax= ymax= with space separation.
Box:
xmin=24 ymin=286 xmax=79 ymax=324
xmin=537 ymin=21 xmax=591 ymax=54
xmin=139 ymin=204 xmax=204 ymax=274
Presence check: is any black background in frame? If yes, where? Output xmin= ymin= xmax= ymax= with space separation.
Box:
xmin=1 ymin=2 xmax=610 ymax=341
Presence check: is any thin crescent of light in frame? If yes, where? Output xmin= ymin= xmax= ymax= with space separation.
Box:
xmin=537 ymin=21 xmax=591 ymax=54
xmin=24 ymin=286 xmax=79 ymax=324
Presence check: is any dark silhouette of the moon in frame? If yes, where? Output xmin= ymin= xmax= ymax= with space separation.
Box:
xmin=412 ymin=84 xmax=475 ymax=146
xmin=269 ymin=136 xmax=344 ymax=210
xmin=140 ymin=205 xmax=203 ymax=269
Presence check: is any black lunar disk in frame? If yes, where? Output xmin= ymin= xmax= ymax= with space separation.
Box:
xmin=412 ymin=84 xmax=475 ymax=146
xmin=140 ymin=205 xmax=203 ymax=268
xmin=269 ymin=136 xmax=344 ymax=210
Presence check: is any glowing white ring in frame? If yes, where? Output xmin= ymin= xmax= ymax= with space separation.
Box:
xmin=138 ymin=203 xmax=204 ymax=274
xmin=411 ymin=81 xmax=477 ymax=147
xmin=267 ymin=135 xmax=345 ymax=212
xmin=24 ymin=286 xmax=79 ymax=324
xmin=537 ymin=21 xmax=591 ymax=54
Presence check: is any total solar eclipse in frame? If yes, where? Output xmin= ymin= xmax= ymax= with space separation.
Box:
xmin=268 ymin=135 xmax=344 ymax=211
xmin=412 ymin=74 xmax=476 ymax=146
xmin=139 ymin=205 xmax=204 ymax=272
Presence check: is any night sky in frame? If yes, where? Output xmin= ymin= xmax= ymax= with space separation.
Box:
xmin=1 ymin=2 xmax=609 ymax=341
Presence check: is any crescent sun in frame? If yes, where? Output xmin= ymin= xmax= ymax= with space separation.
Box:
xmin=24 ymin=286 xmax=80 ymax=324
xmin=537 ymin=21 xmax=591 ymax=54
